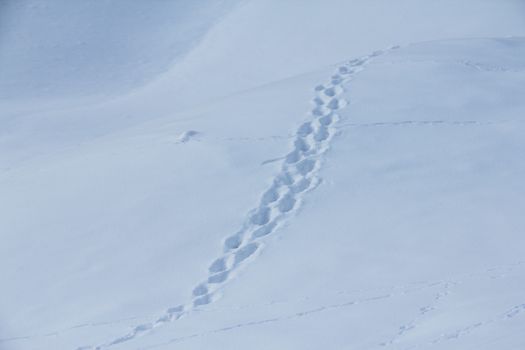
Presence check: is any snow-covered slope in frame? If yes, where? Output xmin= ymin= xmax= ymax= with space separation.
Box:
xmin=0 ymin=0 xmax=238 ymax=100
xmin=1 ymin=1 xmax=524 ymax=350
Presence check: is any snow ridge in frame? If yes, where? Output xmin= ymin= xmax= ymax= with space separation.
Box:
xmin=83 ymin=47 xmax=398 ymax=350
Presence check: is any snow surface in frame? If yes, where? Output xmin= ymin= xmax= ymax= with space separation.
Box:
xmin=1 ymin=1 xmax=525 ymax=350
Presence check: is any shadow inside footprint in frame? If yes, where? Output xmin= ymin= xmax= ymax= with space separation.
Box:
xmin=297 ymin=122 xmax=313 ymax=136
xmin=234 ymin=242 xmax=259 ymax=265
xmin=224 ymin=234 xmax=242 ymax=251
xmin=209 ymin=257 xmax=228 ymax=273
xmin=251 ymin=221 xmax=277 ymax=239
xmin=278 ymin=192 xmax=296 ymax=213
xmin=208 ymin=270 xmax=229 ymax=284
xmin=296 ymin=158 xmax=316 ymax=175
xmin=251 ymin=207 xmax=271 ymax=226
xmin=193 ymin=284 xmax=208 ymax=297
xmin=193 ymin=294 xmax=212 ymax=307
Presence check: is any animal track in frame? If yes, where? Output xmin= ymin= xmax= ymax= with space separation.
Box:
xmin=504 ymin=303 xmax=525 ymax=318
xmin=85 ymin=47 xmax=395 ymax=350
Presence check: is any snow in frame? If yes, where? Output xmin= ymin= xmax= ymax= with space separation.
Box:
xmin=1 ymin=1 xmax=524 ymax=350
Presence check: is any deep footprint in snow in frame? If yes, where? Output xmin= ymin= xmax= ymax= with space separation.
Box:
xmin=349 ymin=58 xmax=366 ymax=66
xmin=277 ymin=192 xmax=296 ymax=213
xmin=312 ymin=107 xmax=325 ymax=117
xmin=312 ymin=96 xmax=324 ymax=106
xmin=192 ymin=284 xmax=208 ymax=297
xmin=314 ymin=126 xmax=329 ymax=141
xmin=209 ymin=257 xmax=228 ymax=273
xmin=156 ymin=305 xmax=184 ymax=323
xmin=338 ymin=66 xmax=353 ymax=75
xmin=261 ymin=185 xmax=280 ymax=204
xmin=296 ymin=158 xmax=316 ymax=175
xmin=319 ymin=114 xmax=333 ymax=126
xmin=297 ymin=122 xmax=313 ymax=136
xmin=193 ymin=294 xmax=212 ymax=307
xmin=208 ymin=270 xmax=229 ymax=284
xmin=326 ymin=98 xmax=341 ymax=110
xmin=294 ymin=137 xmax=310 ymax=152
xmin=251 ymin=221 xmax=277 ymax=239
xmin=291 ymin=177 xmax=311 ymax=193
xmin=331 ymin=74 xmax=343 ymax=85
xmin=285 ymin=150 xmax=301 ymax=164
xmin=251 ymin=206 xmax=271 ymax=225
xmin=276 ymin=171 xmax=294 ymax=186
xmin=323 ymin=86 xmax=340 ymax=97
xmin=224 ymin=234 xmax=243 ymax=251
xmin=234 ymin=242 xmax=259 ymax=265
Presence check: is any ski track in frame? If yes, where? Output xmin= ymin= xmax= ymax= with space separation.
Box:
xmin=72 ymin=47 xmax=397 ymax=350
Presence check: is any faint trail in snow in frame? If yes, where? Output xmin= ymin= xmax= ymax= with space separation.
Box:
xmin=260 ymin=156 xmax=286 ymax=165
xmin=2 ymin=261 xmax=522 ymax=347
xmin=419 ymin=302 xmax=525 ymax=349
xmin=381 ymin=57 xmax=525 ymax=73
xmin=140 ymin=293 xmax=393 ymax=349
xmin=140 ymin=290 xmax=525 ymax=349
xmin=0 ymin=316 xmax=145 ymax=345
xmin=379 ymin=260 xmax=525 ymax=349
xmin=379 ymin=281 xmax=456 ymax=347
xmin=78 ymin=261 xmax=523 ymax=349
xmin=338 ymin=119 xmax=519 ymax=129
xmin=77 ymin=47 xmax=399 ymax=350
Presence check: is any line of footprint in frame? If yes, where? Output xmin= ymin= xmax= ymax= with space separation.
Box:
xmin=88 ymin=48 xmax=395 ymax=350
